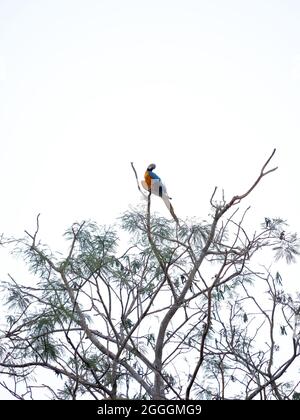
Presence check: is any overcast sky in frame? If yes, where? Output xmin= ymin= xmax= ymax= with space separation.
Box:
xmin=1 ymin=0 xmax=300 ymax=243
xmin=0 ymin=1 xmax=299 ymax=259
xmin=1 ymin=0 xmax=300 ymax=399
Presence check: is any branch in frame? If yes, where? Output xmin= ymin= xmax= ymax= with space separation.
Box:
xmin=185 ymin=255 xmax=228 ymax=399
xmin=131 ymin=162 xmax=147 ymax=198
xmin=246 ymin=346 xmax=298 ymax=400
xmin=225 ymin=148 xmax=278 ymax=211
xmin=146 ymin=192 xmax=178 ymax=301
xmin=0 ymin=360 xmax=111 ymax=396
xmin=58 ymin=271 xmax=154 ymax=396
xmin=24 ymin=213 xmax=41 ymax=247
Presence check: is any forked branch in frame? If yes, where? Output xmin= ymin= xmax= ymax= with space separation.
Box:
xmin=210 ymin=148 xmax=278 ymax=215
xmin=226 ymin=148 xmax=278 ymax=210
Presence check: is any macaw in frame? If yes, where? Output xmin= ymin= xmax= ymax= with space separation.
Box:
xmin=141 ymin=163 xmax=179 ymax=224
xmin=144 ymin=163 xmax=163 ymax=196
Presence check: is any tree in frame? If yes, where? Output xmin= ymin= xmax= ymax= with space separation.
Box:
xmin=1 ymin=149 xmax=300 ymax=400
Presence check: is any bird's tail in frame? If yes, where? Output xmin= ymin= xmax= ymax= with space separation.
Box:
xmin=162 ymin=195 xmax=179 ymax=225
xmin=169 ymin=202 xmax=179 ymax=225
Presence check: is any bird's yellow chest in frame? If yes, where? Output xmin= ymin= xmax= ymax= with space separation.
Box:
xmin=144 ymin=171 xmax=152 ymax=188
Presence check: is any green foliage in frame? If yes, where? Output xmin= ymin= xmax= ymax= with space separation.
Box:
xmin=273 ymin=232 xmax=300 ymax=264
xmin=123 ymin=318 xmax=134 ymax=329
xmin=275 ymin=271 xmax=282 ymax=285
xmin=33 ymin=335 xmax=60 ymax=362
xmin=85 ymin=354 xmax=103 ymax=370
xmin=280 ymin=326 xmax=287 ymax=335
xmin=4 ymin=282 xmax=31 ymax=311
xmin=145 ymin=333 xmax=155 ymax=347
xmin=62 ymin=221 xmax=119 ymax=276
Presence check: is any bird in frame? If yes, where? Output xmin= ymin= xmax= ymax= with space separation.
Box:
xmin=144 ymin=163 xmax=162 ymax=195
xmin=141 ymin=163 xmax=179 ymax=224
xmin=280 ymin=231 xmax=285 ymax=241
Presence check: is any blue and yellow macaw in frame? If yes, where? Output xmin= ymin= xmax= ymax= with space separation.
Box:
xmin=142 ymin=163 xmax=178 ymax=224
xmin=144 ymin=163 xmax=162 ymax=196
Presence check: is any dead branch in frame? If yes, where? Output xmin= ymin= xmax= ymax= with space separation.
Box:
xmin=130 ymin=162 xmax=147 ymax=198
xmin=225 ymin=148 xmax=278 ymax=210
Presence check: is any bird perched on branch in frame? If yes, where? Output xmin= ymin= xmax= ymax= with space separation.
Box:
xmin=144 ymin=163 xmax=162 ymax=195
xmin=141 ymin=163 xmax=179 ymax=224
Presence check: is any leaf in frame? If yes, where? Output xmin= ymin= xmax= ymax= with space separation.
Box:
xmin=292 ymin=392 xmax=300 ymax=400
xmin=280 ymin=326 xmax=287 ymax=336
xmin=275 ymin=272 xmax=282 ymax=285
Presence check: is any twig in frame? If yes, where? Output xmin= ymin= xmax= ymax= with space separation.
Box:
xmin=130 ymin=162 xmax=147 ymax=198
xmin=226 ymin=148 xmax=278 ymax=209
xmin=24 ymin=213 xmax=41 ymax=246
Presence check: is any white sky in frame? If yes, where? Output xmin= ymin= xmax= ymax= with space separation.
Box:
xmin=1 ymin=0 xmax=300 ymax=399
xmin=1 ymin=0 xmax=300 ymax=242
